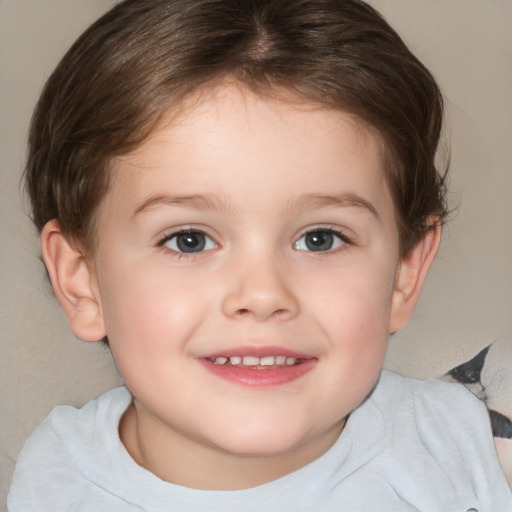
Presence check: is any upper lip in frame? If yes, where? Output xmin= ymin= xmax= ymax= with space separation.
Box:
xmin=200 ymin=345 xmax=315 ymax=360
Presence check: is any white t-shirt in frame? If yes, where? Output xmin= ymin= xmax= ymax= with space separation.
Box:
xmin=7 ymin=370 xmax=512 ymax=511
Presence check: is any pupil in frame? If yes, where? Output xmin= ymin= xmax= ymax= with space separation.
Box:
xmin=177 ymin=232 xmax=205 ymax=253
xmin=305 ymin=231 xmax=333 ymax=251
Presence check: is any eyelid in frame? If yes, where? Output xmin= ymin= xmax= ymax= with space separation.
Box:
xmin=293 ymin=226 xmax=351 ymax=252
xmin=157 ymin=224 xmax=216 ymax=242
xmin=157 ymin=226 xmax=219 ymax=254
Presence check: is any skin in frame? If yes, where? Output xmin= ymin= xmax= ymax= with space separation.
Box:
xmin=42 ymin=84 xmax=440 ymax=490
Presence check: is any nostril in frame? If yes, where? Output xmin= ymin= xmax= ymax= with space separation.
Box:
xmin=235 ymin=307 xmax=291 ymax=319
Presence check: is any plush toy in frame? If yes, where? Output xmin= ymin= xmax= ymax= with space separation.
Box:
xmin=443 ymin=337 xmax=512 ymax=486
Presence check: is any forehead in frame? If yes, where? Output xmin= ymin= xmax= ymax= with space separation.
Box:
xmin=106 ymin=84 xmax=392 ymax=219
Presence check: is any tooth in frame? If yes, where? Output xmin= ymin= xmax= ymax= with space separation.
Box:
xmin=243 ymin=356 xmax=260 ymax=366
xmin=221 ymin=355 xmax=298 ymax=367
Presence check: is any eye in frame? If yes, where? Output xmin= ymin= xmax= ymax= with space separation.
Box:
xmin=160 ymin=230 xmax=217 ymax=254
xmin=294 ymin=229 xmax=347 ymax=252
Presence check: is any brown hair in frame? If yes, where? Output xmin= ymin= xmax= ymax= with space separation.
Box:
xmin=25 ymin=0 xmax=447 ymax=256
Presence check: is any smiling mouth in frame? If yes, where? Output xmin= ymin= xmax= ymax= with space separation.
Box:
xmin=200 ymin=351 xmax=316 ymax=387
xmin=197 ymin=345 xmax=318 ymax=388
xmin=207 ymin=355 xmax=303 ymax=369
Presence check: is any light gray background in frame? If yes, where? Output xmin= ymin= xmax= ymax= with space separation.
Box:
xmin=1 ymin=1 xmax=511 ymax=507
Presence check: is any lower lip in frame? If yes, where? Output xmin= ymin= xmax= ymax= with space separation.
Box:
xmin=199 ymin=358 xmax=317 ymax=387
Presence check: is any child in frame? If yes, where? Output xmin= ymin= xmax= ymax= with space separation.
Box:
xmin=7 ymin=0 xmax=511 ymax=509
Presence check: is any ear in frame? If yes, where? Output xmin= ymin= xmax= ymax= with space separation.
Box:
xmin=389 ymin=223 xmax=441 ymax=334
xmin=41 ymin=220 xmax=106 ymax=342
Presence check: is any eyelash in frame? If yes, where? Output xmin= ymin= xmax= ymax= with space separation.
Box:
xmin=293 ymin=227 xmax=351 ymax=254
xmin=157 ymin=226 xmax=352 ymax=257
xmin=157 ymin=228 xmax=218 ymax=257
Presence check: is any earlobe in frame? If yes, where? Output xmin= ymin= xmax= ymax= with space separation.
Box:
xmin=41 ymin=220 xmax=106 ymax=342
xmin=389 ymin=224 xmax=441 ymax=334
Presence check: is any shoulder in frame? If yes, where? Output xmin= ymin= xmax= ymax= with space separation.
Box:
xmin=7 ymin=387 xmax=131 ymax=511
xmin=376 ymin=368 xmax=483 ymax=411
xmin=373 ymin=370 xmax=495 ymax=461
xmin=375 ymin=369 xmax=493 ymax=439
xmin=367 ymin=371 xmax=512 ymax=509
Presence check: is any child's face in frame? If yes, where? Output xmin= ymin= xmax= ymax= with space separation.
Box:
xmin=89 ymin=84 xmax=406 ymax=478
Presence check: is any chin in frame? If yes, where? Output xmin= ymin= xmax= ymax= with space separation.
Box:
xmin=207 ymin=417 xmax=341 ymax=461
xmin=205 ymin=424 xmax=311 ymax=458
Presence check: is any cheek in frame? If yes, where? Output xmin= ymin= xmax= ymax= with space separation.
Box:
xmin=98 ymin=269 xmax=206 ymax=392
xmin=306 ymin=262 xmax=395 ymax=386
xmin=97 ymin=263 xmax=207 ymax=353
xmin=310 ymin=263 xmax=395 ymax=334
xmin=97 ymin=261 xmax=223 ymax=364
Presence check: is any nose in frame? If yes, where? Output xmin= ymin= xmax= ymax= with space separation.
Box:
xmin=221 ymin=256 xmax=299 ymax=322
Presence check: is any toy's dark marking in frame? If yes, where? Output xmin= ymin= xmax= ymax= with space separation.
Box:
xmin=489 ymin=409 xmax=512 ymax=439
xmin=445 ymin=344 xmax=512 ymax=439
xmin=447 ymin=345 xmax=490 ymax=384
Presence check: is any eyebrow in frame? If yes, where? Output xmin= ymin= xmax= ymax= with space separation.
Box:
xmin=132 ymin=193 xmax=232 ymax=218
xmin=131 ymin=191 xmax=379 ymax=219
xmin=287 ymin=193 xmax=379 ymax=218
